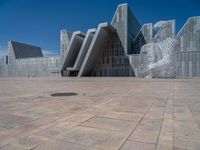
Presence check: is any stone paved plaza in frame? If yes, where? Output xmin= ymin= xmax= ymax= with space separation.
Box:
xmin=0 ymin=78 xmax=200 ymax=150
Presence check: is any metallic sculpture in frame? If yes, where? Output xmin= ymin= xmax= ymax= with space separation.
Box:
xmin=139 ymin=37 xmax=178 ymax=78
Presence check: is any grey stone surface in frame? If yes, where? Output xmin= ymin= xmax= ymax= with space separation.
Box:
xmin=33 ymin=139 xmax=94 ymax=150
xmin=121 ymin=141 xmax=156 ymax=150
xmin=0 ymin=77 xmax=200 ymax=150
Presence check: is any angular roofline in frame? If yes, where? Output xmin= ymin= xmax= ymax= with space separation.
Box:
xmin=133 ymin=23 xmax=153 ymax=41
xmin=10 ymin=41 xmax=41 ymax=49
xmin=111 ymin=3 xmax=128 ymax=24
xmin=176 ymin=17 xmax=195 ymax=37
xmin=9 ymin=40 xmax=43 ymax=59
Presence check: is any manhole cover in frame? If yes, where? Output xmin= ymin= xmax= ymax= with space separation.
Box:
xmin=51 ymin=93 xmax=78 ymax=97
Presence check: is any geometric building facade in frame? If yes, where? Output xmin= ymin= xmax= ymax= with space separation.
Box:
xmin=0 ymin=3 xmax=200 ymax=78
xmin=176 ymin=17 xmax=200 ymax=77
xmin=0 ymin=41 xmax=60 ymax=77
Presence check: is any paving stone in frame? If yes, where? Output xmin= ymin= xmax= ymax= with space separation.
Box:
xmin=0 ymin=114 xmax=32 ymax=128
xmin=81 ymin=116 xmax=138 ymax=131
xmin=0 ymin=137 xmax=17 ymax=148
xmin=11 ymin=135 xmax=49 ymax=149
xmin=156 ymin=139 xmax=173 ymax=150
xmin=54 ymin=121 xmax=80 ymax=130
xmin=98 ymin=111 xmax=143 ymax=122
xmin=33 ymin=139 xmax=94 ymax=150
xmin=174 ymin=136 xmax=200 ymax=150
xmin=66 ymin=113 xmax=95 ymax=123
xmin=121 ymin=140 xmax=156 ymax=150
xmin=0 ymin=143 xmax=26 ymax=150
xmin=56 ymin=126 xmax=126 ymax=149
xmin=36 ymin=126 xmax=67 ymax=139
xmin=129 ymin=131 xmax=159 ymax=144
xmin=0 ymin=78 xmax=200 ymax=149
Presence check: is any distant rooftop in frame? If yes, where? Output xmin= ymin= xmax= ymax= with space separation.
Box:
xmin=11 ymin=41 xmax=43 ymax=59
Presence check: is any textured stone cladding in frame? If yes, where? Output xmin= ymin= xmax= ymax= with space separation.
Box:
xmin=60 ymin=30 xmax=72 ymax=63
xmin=176 ymin=17 xmax=200 ymax=77
xmin=10 ymin=57 xmax=61 ymax=77
xmin=0 ymin=41 xmax=61 ymax=77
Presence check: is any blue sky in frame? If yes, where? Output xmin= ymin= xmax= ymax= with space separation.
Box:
xmin=0 ymin=0 xmax=200 ymax=58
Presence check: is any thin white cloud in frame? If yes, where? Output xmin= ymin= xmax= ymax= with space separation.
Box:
xmin=43 ymin=49 xmax=59 ymax=56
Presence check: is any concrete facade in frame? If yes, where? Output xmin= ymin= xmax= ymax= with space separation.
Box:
xmin=0 ymin=41 xmax=61 ymax=77
xmin=0 ymin=4 xmax=199 ymax=77
xmin=176 ymin=17 xmax=200 ymax=77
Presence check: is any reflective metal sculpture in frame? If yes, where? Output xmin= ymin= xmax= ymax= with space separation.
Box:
xmin=139 ymin=37 xmax=178 ymax=78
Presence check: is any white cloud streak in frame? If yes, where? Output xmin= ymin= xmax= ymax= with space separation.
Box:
xmin=42 ymin=50 xmax=59 ymax=56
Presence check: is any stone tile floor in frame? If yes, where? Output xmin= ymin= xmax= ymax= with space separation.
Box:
xmin=0 ymin=77 xmax=200 ymax=150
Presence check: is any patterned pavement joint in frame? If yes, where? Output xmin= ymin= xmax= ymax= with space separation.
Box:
xmin=0 ymin=78 xmax=200 ymax=150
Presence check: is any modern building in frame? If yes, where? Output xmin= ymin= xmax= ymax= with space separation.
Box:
xmin=0 ymin=41 xmax=60 ymax=77
xmin=0 ymin=3 xmax=200 ymax=77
